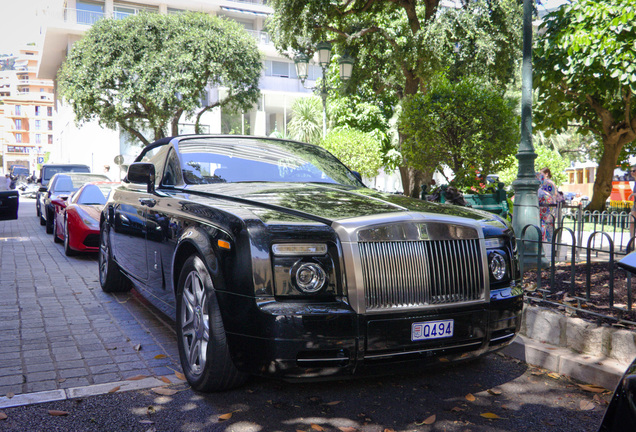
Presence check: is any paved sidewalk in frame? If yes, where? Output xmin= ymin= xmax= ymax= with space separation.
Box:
xmin=0 ymin=199 xmax=181 ymax=398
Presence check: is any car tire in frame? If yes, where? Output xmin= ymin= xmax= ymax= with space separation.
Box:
xmin=99 ymin=222 xmax=131 ymax=293
xmin=36 ymin=201 xmax=40 ymax=217
xmin=45 ymin=209 xmax=53 ymax=234
xmin=53 ymin=215 xmax=62 ymax=243
xmin=176 ymin=255 xmax=247 ymax=392
xmin=64 ymin=218 xmax=76 ymax=256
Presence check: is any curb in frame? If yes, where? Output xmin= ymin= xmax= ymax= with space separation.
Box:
xmin=502 ymin=335 xmax=626 ymax=391
xmin=0 ymin=375 xmax=183 ymax=410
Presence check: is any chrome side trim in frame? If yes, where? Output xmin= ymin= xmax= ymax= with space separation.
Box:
xmin=364 ymin=340 xmax=483 ymax=359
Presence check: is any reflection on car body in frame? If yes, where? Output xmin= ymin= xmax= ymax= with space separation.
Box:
xmin=99 ymin=135 xmax=523 ymax=392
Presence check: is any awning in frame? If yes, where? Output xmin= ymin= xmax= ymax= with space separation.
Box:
xmin=220 ymin=6 xmax=269 ymax=17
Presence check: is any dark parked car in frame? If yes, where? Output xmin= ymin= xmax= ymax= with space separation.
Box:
xmin=99 ymin=135 xmax=523 ymax=392
xmin=41 ymin=173 xmax=109 ymax=234
xmin=51 ymin=181 xmax=119 ymax=255
xmin=36 ymin=163 xmax=90 ymax=222
xmin=0 ymin=189 xmax=19 ymax=221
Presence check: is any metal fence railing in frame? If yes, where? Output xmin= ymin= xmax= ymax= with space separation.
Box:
xmin=520 ymin=205 xmax=636 ymax=326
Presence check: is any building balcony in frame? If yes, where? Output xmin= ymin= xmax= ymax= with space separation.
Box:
xmin=245 ymin=29 xmax=273 ymax=46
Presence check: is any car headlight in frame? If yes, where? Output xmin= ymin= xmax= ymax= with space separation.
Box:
xmin=489 ymin=252 xmax=507 ymax=281
xmin=292 ymin=261 xmax=327 ymax=293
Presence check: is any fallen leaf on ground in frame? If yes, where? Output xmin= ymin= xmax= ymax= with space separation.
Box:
xmin=219 ymin=412 xmax=233 ymax=421
xmin=383 ymin=429 xmax=396 ymax=432
xmin=338 ymin=427 xmax=358 ymax=432
xmin=324 ymin=401 xmax=342 ymax=406
xmin=175 ymin=371 xmax=186 ymax=381
xmin=0 ymin=412 xmax=7 ymax=420
xmin=548 ymin=373 xmax=561 ymax=380
xmin=48 ymin=410 xmax=69 ymax=416
xmin=126 ymin=375 xmax=148 ymax=381
xmin=415 ymin=415 xmax=436 ymax=425
xmin=154 ymin=354 xmax=167 ymax=359
xmin=5 ymin=393 xmax=14 ymax=399
xmin=580 ymin=400 xmax=595 ymax=411
xmin=578 ymin=384 xmax=606 ymax=393
xmin=480 ymin=412 xmax=502 ymax=419
xmin=311 ymin=424 xmax=325 ymax=431
xmin=108 ymin=386 xmax=121 ymax=393
xmin=450 ymin=406 xmax=464 ymax=412
xmin=465 ymin=393 xmax=476 ymax=402
xmin=487 ymin=389 xmax=502 ymax=396
xmin=159 ymin=376 xmax=171 ymax=384
xmin=152 ymin=387 xmax=178 ymax=396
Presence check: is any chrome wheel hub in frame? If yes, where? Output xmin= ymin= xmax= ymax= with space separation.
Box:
xmin=180 ymin=271 xmax=209 ymax=376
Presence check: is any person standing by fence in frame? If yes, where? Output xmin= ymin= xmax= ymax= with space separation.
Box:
xmin=538 ymin=167 xmax=563 ymax=242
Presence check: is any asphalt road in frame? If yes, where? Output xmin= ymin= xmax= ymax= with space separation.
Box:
xmin=0 ymin=198 xmax=609 ymax=431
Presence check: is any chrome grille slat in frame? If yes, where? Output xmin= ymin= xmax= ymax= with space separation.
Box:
xmin=359 ymin=239 xmax=485 ymax=311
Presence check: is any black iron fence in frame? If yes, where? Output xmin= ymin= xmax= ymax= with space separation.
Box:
xmin=519 ymin=203 xmax=636 ymax=326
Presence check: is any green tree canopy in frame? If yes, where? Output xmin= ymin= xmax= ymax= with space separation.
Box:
xmin=398 ymin=76 xmax=519 ymax=189
xmin=534 ymin=0 xmax=636 ymax=210
xmin=58 ymin=12 xmax=262 ymax=146
xmin=320 ymin=128 xmax=383 ymax=178
xmin=498 ymin=144 xmax=569 ymax=188
xmin=268 ymin=0 xmax=522 ymax=196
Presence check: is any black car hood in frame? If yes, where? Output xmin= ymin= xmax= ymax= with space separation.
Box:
xmin=184 ymin=182 xmax=495 ymax=225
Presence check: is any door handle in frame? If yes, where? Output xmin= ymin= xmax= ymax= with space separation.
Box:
xmin=139 ymin=198 xmax=157 ymax=208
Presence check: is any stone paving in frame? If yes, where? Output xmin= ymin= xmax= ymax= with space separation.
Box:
xmin=0 ymin=199 xmax=181 ymax=397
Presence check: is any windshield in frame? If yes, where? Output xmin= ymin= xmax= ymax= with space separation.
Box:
xmin=176 ymin=137 xmax=363 ymax=187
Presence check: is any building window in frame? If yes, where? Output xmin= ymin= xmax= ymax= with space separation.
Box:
xmin=35 ymin=134 xmax=41 ymax=144
xmin=15 ymin=105 xmax=21 ymax=115
xmin=15 ymin=119 xmax=22 ymax=130
xmin=48 ymin=121 xmax=53 ymax=131
xmin=47 ymin=107 xmax=53 ymax=116
xmin=16 ymin=134 xmax=22 ymax=143
xmin=35 ymin=106 xmax=40 ymax=116
xmin=48 ymin=135 xmax=53 ymax=145
xmin=35 ymin=120 xmax=41 ymax=130
xmin=76 ymin=0 xmax=104 ymax=25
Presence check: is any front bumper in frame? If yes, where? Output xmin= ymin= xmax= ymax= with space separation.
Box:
xmin=221 ymin=291 xmax=523 ymax=380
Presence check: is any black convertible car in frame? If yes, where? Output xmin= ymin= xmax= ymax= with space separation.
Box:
xmin=99 ymin=135 xmax=523 ymax=391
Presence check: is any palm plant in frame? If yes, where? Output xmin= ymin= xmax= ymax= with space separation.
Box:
xmin=287 ymin=96 xmax=323 ymax=145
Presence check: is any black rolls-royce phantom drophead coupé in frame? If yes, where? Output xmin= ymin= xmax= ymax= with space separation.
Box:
xmin=99 ymin=135 xmax=523 ymax=391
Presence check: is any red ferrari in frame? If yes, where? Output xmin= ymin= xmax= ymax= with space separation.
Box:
xmin=52 ymin=182 xmax=119 ymax=256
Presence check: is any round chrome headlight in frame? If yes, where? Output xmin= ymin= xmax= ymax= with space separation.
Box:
xmin=489 ymin=252 xmax=507 ymax=281
xmin=293 ymin=262 xmax=327 ymax=293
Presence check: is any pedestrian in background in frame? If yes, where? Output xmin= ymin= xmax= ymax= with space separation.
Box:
xmin=1 ymin=173 xmax=11 ymax=190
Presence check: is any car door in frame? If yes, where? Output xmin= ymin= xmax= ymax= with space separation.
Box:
xmin=111 ymin=186 xmax=148 ymax=281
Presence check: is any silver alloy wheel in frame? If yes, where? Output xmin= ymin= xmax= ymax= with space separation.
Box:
xmin=99 ymin=227 xmax=109 ymax=284
xmin=180 ymin=270 xmax=210 ymax=377
xmin=64 ymin=219 xmax=69 ymax=249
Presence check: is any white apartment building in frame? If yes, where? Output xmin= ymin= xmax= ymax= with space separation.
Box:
xmin=37 ymin=0 xmax=321 ymax=174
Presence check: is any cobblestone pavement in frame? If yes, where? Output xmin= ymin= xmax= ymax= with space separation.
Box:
xmin=0 ymin=198 xmax=181 ymax=397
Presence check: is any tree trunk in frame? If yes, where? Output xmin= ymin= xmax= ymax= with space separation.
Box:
xmin=399 ymin=165 xmax=430 ymax=198
xmin=587 ymin=137 xmax=621 ymax=211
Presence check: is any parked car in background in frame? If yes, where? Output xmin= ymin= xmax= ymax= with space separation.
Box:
xmin=100 ymin=135 xmax=523 ymax=392
xmin=41 ymin=173 xmax=109 ymax=234
xmin=10 ymin=165 xmax=29 ymax=181
xmin=51 ymin=181 xmax=119 ymax=256
xmin=36 ymin=163 xmax=90 ymax=221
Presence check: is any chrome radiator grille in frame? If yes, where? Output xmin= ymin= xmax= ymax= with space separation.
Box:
xmin=359 ymin=239 xmax=485 ymax=311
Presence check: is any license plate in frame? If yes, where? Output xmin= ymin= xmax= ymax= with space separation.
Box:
xmin=412 ymin=319 xmax=454 ymax=341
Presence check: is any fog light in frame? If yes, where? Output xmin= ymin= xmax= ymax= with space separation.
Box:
xmin=293 ymin=262 xmax=327 ymax=293
xmin=489 ymin=252 xmax=507 ymax=281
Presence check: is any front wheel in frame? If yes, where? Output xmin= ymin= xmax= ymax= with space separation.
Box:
xmin=176 ymin=255 xmax=247 ymax=392
xmin=53 ymin=214 xmax=62 ymax=244
xmin=64 ymin=218 xmax=76 ymax=256
xmin=99 ymin=222 xmax=130 ymax=293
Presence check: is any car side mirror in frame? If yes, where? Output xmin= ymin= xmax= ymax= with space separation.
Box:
xmin=127 ymin=162 xmax=156 ymax=194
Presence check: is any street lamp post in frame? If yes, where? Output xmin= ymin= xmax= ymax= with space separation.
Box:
xmin=294 ymin=43 xmax=354 ymax=138
xmin=512 ymin=0 xmax=543 ymax=267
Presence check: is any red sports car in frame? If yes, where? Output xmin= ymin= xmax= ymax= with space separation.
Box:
xmin=52 ymin=182 xmax=119 ymax=255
